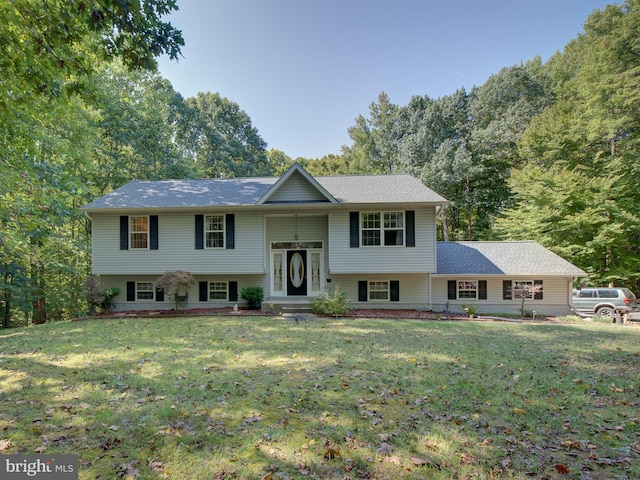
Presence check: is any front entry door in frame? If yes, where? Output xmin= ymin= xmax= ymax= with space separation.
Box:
xmin=287 ymin=250 xmax=307 ymax=296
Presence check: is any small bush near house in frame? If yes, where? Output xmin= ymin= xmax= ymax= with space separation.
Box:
xmin=82 ymin=276 xmax=120 ymax=314
xmin=154 ymin=270 xmax=196 ymax=311
xmin=311 ymin=286 xmax=351 ymax=317
xmin=241 ymin=286 xmax=264 ymax=309
xmin=461 ymin=304 xmax=479 ymax=317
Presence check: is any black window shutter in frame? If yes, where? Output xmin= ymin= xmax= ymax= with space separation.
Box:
xmin=229 ymin=281 xmax=238 ymax=301
xmin=150 ymin=215 xmax=159 ymax=250
xmin=226 ymin=214 xmax=235 ymax=249
xmin=503 ymin=280 xmax=512 ymax=300
xmin=534 ymin=280 xmax=543 ymax=300
xmin=350 ymin=212 xmax=359 ymax=248
xmin=120 ymin=216 xmax=129 ymax=250
xmin=406 ymin=211 xmax=415 ymax=247
xmin=358 ymin=281 xmax=368 ymax=301
xmin=195 ymin=215 xmax=204 ymax=249
xmin=447 ymin=280 xmax=457 ymax=300
xmin=390 ymin=281 xmax=400 ymax=302
xmin=199 ymin=281 xmax=208 ymax=302
xmin=478 ymin=280 xmax=487 ymax=300
xmin=155 ymin=287 xmax=164 ymax=302
xmin=126 ymin=281 xmax=135 ymax=301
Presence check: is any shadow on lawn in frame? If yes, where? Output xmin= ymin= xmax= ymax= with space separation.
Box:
xmin=1 ymin=317 xmax=638 ymax=479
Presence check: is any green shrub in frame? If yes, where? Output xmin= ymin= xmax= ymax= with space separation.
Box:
xmin=102 ymin=287 xmax=120 ymax=312
xmin=311 ymin=286 xmax=351 ymax=317
xmin=241 ymin=286 xmax=264 ymax=309
xmin=461 ymin=304 xmax=479 ymax=316
xmin=154 ymin=270 xmax=196 ymax=311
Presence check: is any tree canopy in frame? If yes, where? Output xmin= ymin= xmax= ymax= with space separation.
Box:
xmin=3 ymin=0 xmax=640 ymax=326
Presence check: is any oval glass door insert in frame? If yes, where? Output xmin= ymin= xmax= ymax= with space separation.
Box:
xmin=289 ymin=252 xmax=304 ymax=288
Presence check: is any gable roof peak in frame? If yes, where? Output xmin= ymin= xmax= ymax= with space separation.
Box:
xmin=256 ymin=162 xmax=338 ymax=205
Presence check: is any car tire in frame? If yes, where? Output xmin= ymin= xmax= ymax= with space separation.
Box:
xmin=596 ymin=306 xmax=616 ymax=321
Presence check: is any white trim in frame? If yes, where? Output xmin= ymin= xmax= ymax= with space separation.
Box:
xmin=269 ymin=241 xmax=324 ymax=297
xmin=360 ymin=210 xmax=406 ymax=247
xmin=257 ymin=163 xmax=338 ymax=204
xmin=130 ymin=215 xmax=149 ymax=249
xmin=204 ymin=214 xmax=225 ymax=249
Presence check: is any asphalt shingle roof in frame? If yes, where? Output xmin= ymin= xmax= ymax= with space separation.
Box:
xmin=81 ymin=172 xmax=447 ymax=210
xmin=436 ymin=241 xmax=586 ymax=276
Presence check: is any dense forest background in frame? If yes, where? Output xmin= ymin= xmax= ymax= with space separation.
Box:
xmin=2 ymin=1 xmax=640 ymax=325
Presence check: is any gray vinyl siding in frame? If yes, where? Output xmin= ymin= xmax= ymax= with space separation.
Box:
xmin=266 ymin=172 xmax=328 ymax=203
xmin=265 ymin=214 xmax=328 ymax=245
xmin=100 ymin=274 xmax=268 ymax=312
xmin=328 ymin=207 xmax=436 ymax=274
xmin=431 ymin=276 xmax=575 ymax=316
xmin=91 ymin=212 xmax=265 ymax=275
xmin=329 ymin=273 xmax=430 ymax=310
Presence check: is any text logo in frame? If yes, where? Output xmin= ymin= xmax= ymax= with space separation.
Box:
xmin=1 ymin=455 xmax=78 ymax=479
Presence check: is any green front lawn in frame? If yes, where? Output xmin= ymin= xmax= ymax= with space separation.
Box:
xmin=1 ymin=316 xmax=638 ymax=479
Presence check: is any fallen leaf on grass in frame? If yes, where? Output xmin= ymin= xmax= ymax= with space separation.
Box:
xmin=0 ymin=439 xmax=12 ymax=450
xmin=561 ymin=440 xmax=580 ymax=449
xmin=411 ymin=456 xmax=442 ymax=469
xmin=241 ymin=415 xmax=262 ymax=427
xmin=149 ymin=460 xmax=164 ymax=472
xmin=323 ymin=447 xmax=341 ymax=460
xmin=555 ymin=463 xmax=569 ymax=474
xmin=377 ymin=442 xmax=391 ymax=455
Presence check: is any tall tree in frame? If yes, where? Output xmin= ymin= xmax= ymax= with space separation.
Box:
xmin=181 ymin=92 xmax=271 ymax=178
xmin=92 ymin=64 xmax=196 ymax=194
xmin=506 ymin=0 xmax=640 ymax=286
xmin=0 ymin=1 xmax=183 ymax=326
xmin=343 ymin=92 xmax=400 ymax=174
xmin=396 ymin=89 xmax=484 ymax=240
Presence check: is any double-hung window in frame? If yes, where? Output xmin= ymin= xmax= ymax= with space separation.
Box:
xmin=458 ymin=281 xmax=478 ymax=299
xmin=369 ymin=281 xmax=390 ymax=300
xmin=136 ymin=281 xmax=155 ymax=300
xmin=361 ymin=211 xmax=404 ymax=246
xmin=206 ymin=214 xmax=225 ymax=248
xmin=130 ymin=216 xmax=148 ymax=249
xmin=448 ymin=280 xmax=487 ymax=300
xmin=503 ymin=280 xmax=544 ymax=300
xmin=209 ymin=281 xmax=228 ymax=300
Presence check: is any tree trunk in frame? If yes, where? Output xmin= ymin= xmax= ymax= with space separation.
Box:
xmin=441 ymin=210 xmax=450 ymax=241
xmin=31 ymin=267 xmax=46 ymax=325
xmin=2 ymin=271 xmax=10 ymax=328
xmin=465 ymin=177 xmax=473 ymax=240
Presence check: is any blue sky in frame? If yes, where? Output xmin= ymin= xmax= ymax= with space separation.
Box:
xmin=157 ymin=0 xmax=618 ymax=159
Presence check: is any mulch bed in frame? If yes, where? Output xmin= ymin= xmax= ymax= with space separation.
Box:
xmin=87 ymin=307 xmax=561 ymax=323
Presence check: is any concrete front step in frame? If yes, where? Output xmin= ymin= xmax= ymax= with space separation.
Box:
xmin=262 ymin=299 xmax=314 ymax=314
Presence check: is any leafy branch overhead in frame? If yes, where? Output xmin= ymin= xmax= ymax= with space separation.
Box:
xmin=4 ymin=1 xmax=640 ymax=325
xmin=0 ymin=0 xmax=184 ymax=97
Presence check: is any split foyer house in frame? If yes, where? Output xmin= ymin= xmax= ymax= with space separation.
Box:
xmin=81 ymin=163 xmax=585 ymax=315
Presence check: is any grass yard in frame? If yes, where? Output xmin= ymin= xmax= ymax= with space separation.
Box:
xmin=0 ymin=316 xmax=638 ymax=479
